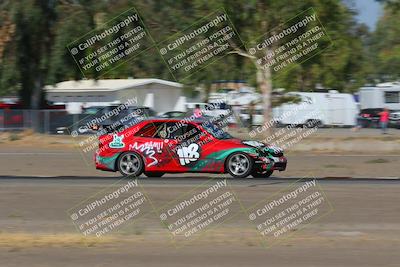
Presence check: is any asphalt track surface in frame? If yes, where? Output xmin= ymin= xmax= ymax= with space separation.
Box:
xmin=1 ymin=176 xmax=400 ymax=267
xmin=0 ymin=175 xmax=399 ymax=185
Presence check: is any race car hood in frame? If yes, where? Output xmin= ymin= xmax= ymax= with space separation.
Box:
xmin=241 ymin=140 xmax=284 ymax=154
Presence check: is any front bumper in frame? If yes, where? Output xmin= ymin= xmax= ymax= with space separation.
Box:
xmin=272 ymin=160 xmax=287 ymax=171
xmin=254 ymin=156 xmax=287 ymax=172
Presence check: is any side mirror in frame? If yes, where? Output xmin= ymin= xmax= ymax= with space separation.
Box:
xmin=90 ymin=124 xmax=100 ymax=131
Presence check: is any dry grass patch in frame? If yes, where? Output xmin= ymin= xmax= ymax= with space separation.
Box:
xmin=0 ymin=233 xmax=116 ymax=248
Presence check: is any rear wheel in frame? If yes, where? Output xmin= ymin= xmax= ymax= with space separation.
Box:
xmin=117 ymin=152 xmax=144 ymax=177
xmin=251 ymin=170 xmax=273 ymax=178
xmin=144 ymin=172 xmax=165 ymax=177
xmin=226 ymin=152 xmax=253 ymax=178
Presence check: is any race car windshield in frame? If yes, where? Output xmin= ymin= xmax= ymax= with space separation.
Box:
xmin=201 ymin=121 xmax=232 ymax=139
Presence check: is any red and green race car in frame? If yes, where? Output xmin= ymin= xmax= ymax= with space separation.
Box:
xmin=95 ymin=119 xmax=287 ymax=178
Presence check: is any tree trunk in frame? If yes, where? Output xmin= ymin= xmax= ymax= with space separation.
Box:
xmin=30 ymin=77 xmax=43 ymax=132
xmin=256 ymin=63 xmax=273 ymax=138
xmin=31 ymin=77 xmax=42 ymax=110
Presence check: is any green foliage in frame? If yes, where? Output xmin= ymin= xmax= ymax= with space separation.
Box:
xmin=0 ymin=0 xmax=396 ymax=104
xmin=272 ymin=94 xmax=301 ymax=107
xmin=369 ymin=1 xmax=400 ymax=81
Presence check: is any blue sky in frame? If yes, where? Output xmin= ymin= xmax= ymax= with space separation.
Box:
xmin=345 ymin=0 xmax=383 ymax=30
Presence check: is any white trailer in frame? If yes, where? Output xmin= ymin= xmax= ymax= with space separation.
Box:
xmin=359 ymin=82 xmax=400 ymax=110
xmin=209 ymin=87 xmax=262 ymax=106
xmin=273 ymin=91 xmax=358 ymax=126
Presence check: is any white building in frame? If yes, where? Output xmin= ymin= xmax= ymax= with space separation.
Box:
xmin=44 ymin=78 xmax=185 ymax=113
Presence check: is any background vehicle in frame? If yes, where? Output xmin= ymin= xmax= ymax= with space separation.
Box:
xmin=158 ymin=111 xmax=186 ymax=118
xmin=208 ymin=87 xmax=261 ymax=106
xmin=357 ymin=108 xmax=385 ymax=128
xmin=273 ymin=91 xmax=358 ymax=127
xmin=357 ymin=108 xmax=400 ymax=128
xmin=0 ymin=100 xmax=24 ymax=128
xmin=359 ymin=82 xmax=400 ymax=110
xmin=239 ymin=104 xmax=265 ymax=126
xmin=55 ymin=106 xmax=156 ymax=134
xmin=185 ymin=102 xmax=236 ymax=126
xmin=390 ymin=110 xmax=400 ymax=129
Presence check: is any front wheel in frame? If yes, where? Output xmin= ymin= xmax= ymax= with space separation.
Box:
xmin=117 ymin=152 xmax=144 ymax=177
xmin=251 ymin=170 xmax=273 ymax=178
xmin=226 ymin=152 xmax=253 ymax=178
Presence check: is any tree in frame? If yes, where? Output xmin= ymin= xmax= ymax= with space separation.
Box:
xmin=10 ymin=0 xmax=57 ymax=109
xmin=0 ymin=0 xmax=369 ymax=128
xmin=369 ymin=1 xmax=400 ymax=81
xmin=0 ymin=9 xmax=18 ymax=96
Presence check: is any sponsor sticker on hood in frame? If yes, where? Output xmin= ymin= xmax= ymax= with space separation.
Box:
xmin=242 ymin=140 xmax=265 ymax=148
xmin=242 ymin=140 xmax=283 ymax=153
xmin=266 ymin=145 xmax=283 ymax=154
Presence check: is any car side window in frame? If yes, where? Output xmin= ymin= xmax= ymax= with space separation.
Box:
xmin=153 ymin=123 xmax=169 ymax=139
xmin=135 ymin=122 xmax=171 ymax=138
xmin=134 ymin=123 xmax=158 ymax=137
xmin=172 ymin=123 xmax=201 ymax=141
xmin=135 ymin=122 xmax=202 ymax=140
xmin=182 ymin=123 xmax=200 ymax=140
xmin=166 ymin=122 xmax=184 ymax=140
xmin=163 ymin=122 xmax=200 ymax=141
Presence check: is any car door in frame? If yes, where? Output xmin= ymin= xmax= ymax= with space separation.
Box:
xmin=166 ymin=121 xmax=217 ymax=172
xmin=131 ymin=122 xmax=180 ymax=172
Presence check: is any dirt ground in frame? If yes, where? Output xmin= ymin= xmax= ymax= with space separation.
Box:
xmin=0 ymin=179 xmax=399 ymax=267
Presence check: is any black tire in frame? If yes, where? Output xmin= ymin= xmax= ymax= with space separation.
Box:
xmin=251 ymin=170 xmax=273 ymax=178
xmin=305 ymin=119 xmax=323 ymax=128
xmin=225 ymin=152 xmax=254 ymax=178
xmin=117 ymin=152 xmax=144 ymax=177
xmin=144 ymin=172 xmax=165 ymax=177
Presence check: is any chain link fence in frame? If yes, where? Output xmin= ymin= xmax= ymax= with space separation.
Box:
xmin=0 ymin=109 xmax=81 ymax=134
